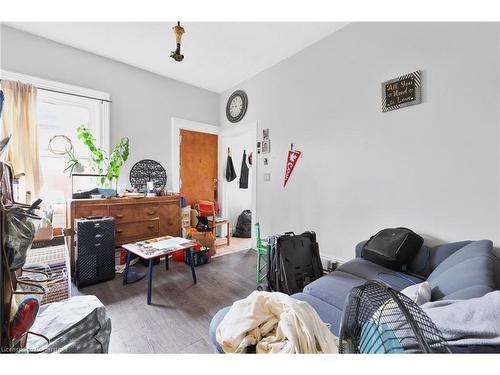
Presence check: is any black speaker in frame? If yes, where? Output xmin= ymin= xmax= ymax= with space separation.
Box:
xmin=74 ymin=216 xmax=115 ymax=288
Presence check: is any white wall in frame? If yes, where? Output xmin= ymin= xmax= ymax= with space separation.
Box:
xmin=0 ymin=25 xmax=219 ymax=189
xmin=219 ymin=22 xmax=500 ymax=262
xmin=218 ymin=124 xmax=255 ymax=230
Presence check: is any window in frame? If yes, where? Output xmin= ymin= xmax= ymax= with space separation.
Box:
xmin=1 ymin=71 xmax=110 ymax=204
xmin=37 ymin=89 xmax=109 ymax=203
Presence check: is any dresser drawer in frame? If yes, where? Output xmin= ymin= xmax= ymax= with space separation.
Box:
xmin=75 ymin=205 xmax=109 ymax=219
xmin=110 ymin=203 xmax=159 ymax=224
xmin=159 ymin=201 xmax=181 ymax=237
xmin=115 ymin=220 xmax=159 ymax=242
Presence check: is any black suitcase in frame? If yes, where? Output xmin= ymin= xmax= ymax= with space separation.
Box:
xmin=267 ymin=231 xmax=323 ymax=295
xmin=74 ymin=216 xmax=115 ymax=288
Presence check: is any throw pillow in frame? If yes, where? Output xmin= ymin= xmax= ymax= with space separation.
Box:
xmin=401 ymin=281 xmax=431 ymax=306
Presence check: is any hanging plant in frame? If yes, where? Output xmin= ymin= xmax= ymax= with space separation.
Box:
xmin=77 ymin=125 xmax=129 ymax=187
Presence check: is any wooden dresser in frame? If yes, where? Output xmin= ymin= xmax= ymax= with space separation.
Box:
xmin=66 ymin=196 xmax=182 ymax=272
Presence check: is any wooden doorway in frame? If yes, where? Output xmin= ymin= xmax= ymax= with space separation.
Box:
xmin=180 ymin=129 xmax=218 ymax=206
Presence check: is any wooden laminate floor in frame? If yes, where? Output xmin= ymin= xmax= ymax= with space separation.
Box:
xmin=78 ymin=249 xmax=256 ymax=353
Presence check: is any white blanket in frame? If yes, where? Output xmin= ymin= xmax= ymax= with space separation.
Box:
xmin=216 ymin=291 xmax=338 ymax=354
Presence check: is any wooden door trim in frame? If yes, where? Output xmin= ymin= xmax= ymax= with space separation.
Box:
xmin=171 ymin=117 xmax=218 ymax=193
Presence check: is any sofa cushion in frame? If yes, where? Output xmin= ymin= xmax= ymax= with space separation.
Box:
xmin=292 ymin=293 xmax=343 ymax=336
xmin=337 ymin=258 xmax=423 ymax=290
xmin=427 ymin=240 xmax=495 ymax=300
xmin=303 ymin=271 xmax=366 ymax=309
xmin=358 ymin=240 xmax=475 ymax=279
xmin=407 ymin=241 xmax=473 ymax=278
xmin=209 ymin=306 xmax=231 ymax=353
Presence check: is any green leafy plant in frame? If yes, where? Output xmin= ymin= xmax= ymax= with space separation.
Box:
xmin=77 ymin=125 xmax=129 ymax=187
xmin=63 ymin=147 xmax=84 ymax=176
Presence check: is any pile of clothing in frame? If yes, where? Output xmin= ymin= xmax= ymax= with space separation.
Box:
xmin=216 ymin=291 xmax=338 ymax=354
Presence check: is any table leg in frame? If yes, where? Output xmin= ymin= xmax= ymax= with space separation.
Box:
xmin=147 ymin=259 xmax=154 ymax=305
xmin=165 ymin=255 xmax=169 ymax=270
xmin=227 ymin=222 xmax=231 ymax=246
xmin=123 ymin=250 xmax=132 ymax=285
xmin=189 ymin=247 xmax=197 ymax=284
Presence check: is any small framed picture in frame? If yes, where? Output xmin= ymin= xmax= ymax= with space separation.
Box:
xmin=262 ymin=140 xmax=271 ymax=154
xmin=263 ymin=128 xmax=269 ymax=140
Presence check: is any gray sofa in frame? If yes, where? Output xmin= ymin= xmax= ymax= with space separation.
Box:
xmin=209 ymin=239 xmax=500 ymax=352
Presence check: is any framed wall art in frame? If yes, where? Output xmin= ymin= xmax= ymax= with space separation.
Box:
xmin=129 ymin=159 xmax=167 ymax=192
xmin=262 ymin=140 xmax=271 ymax=154
xmin=382 ymin=70 xmax=422 ymax=112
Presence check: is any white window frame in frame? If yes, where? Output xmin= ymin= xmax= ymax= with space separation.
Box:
xmin=0 ymin=69 xmax=110 ymax=154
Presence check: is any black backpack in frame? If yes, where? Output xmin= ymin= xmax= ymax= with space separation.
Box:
xmin=361 ymin=227 xmax=423 ymax=271
xmin=267 ymin=231 xmax=323 ymax=295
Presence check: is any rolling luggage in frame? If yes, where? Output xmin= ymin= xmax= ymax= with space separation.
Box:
xmin=266 ymin=231 xmax=323 ymax=295
xmin=74 ymin=216 xmax=115 ymax=288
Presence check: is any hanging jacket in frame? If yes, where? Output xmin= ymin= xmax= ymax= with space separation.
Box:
xmin=239 ymin=150 xmax=249 ymax=189
xmin=226 ymin=149 xmax=237 ymax=182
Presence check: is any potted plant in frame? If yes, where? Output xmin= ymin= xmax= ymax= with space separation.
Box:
xmin=76 ymin=125 xmax=130 ymax=190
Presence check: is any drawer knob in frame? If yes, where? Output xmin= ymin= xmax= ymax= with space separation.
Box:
xmin=147 ymin=211 xmax=156 ymax=215
xmin=147 ymin=225 xmax=155 ymax=229
xmin=116 ymin=214 xmax=124 ymax=219
xmin=116 ymin=229 xmax=124 ymax=233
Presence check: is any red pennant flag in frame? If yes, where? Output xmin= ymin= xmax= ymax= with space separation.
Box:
xmin=283 ymin=149 xmax=302 ymax=187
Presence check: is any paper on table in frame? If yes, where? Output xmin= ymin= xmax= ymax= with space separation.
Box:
xmin=150 ymin=237 xmax=190 ymax=250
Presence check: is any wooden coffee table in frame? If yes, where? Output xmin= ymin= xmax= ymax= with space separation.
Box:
xmin=122 ymin=236 xmax=199 ymax=305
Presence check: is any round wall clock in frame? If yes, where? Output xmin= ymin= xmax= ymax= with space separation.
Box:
xmin=226 ymin=90 xmax=248 ymax=123
xmin=129 ymin=159 xmax=167 ymax=192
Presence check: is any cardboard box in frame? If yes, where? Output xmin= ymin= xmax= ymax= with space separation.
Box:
xmin=190 ymin=231 xmax=216 ymax=255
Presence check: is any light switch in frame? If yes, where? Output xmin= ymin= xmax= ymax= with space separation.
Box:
xmin=264 ymin=173 xmax=271 ymax=182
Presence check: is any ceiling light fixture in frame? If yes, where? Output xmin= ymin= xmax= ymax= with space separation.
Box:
xmin=170 ymin=21 xmax=185 ymax=62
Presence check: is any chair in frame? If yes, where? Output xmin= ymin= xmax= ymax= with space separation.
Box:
xmin=194 ymin=200 xmax=230 ymax=247
xmin=255 ymin=223 xmax=268 ymax=287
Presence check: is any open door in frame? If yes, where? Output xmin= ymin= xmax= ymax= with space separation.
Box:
xmin=180 ymin=129 xmax=218 ymax=206
xmin=218 ymin=122 xmax=257 ymax=246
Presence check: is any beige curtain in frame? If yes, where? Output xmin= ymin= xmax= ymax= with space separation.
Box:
xmin=0 ymin=80 xmax=42 ymax=202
